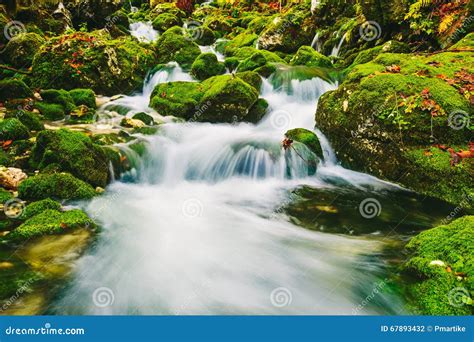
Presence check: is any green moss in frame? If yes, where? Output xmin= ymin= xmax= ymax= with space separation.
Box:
xmin=150 ymin=81 xmax=203 ymax=119
xmin=223 ymin=31 xmax=258 ymax=55
xmin=0 ymin=150 xmax=11 ymax=166
xmin=0 ymin=79 xmax=33 ymax=102
xmin=0 ymin=118 xmax=29 ymax=141
xmin=224 ymin=57 xmax=239 ymax=71
xmin=247 ymin=98 xmax=269 ymax=123
xmin=69 ymin=89 xmax=96 ymax=109
xmin=349 ymin=41 xmax=410 ymax=68
xmin=35 ymin=103 xmax=65 ymax=121
xmin=236 ymin=71 xmax=262 ymax=91
xmin=132 ymin=112 xmax=155 ymax=125
xmin=3 ymin=32 xmax=45 ymax=69
xmin=9 ymin=209 xmax=95 ymax=240
xmin=5 ymin=111 xmax=44 ymax=131
xmin=403 ymin=216 xmax=474 ymax=315
xmin=290 ymin=46 xmax=333 ymax=69
xmin=191 ymin=53 xmax=226 ymax=81
xmin=200 ymin=74 xmax=259 ymax=122
xmin=0 ymin=188 xmax=13 ymax=203
xmin=450 ymin=32 xmax=474 ymax=50
xmin=254 ymin=64 xmax=277 ymax=78
xmin=237 ymin=51 xmax=267 ymax=72
xmin=31 ymin=32 xmax=156 ymax=96
xmin=152 ymin=13 xmax=182 ymax=31
xmin=194 ymin=26 xmax=216 ymax=46
xmin=31 ymin=129 xmax=110 ymax=187
xmin=19 ymin=199 xmax=62 ymax=220
xmin=154 ymin=26 xmax=201 ymax=69
xmin=18 ymin=173 xmax=96 ymax=201
xmin=285 ymin=128 xmax=323 ymax=159
xmin=40 ymin=89 xmax=76 ymax=114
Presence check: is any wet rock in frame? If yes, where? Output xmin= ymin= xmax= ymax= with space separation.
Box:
xmin=3 ymin=33 xmax=45 ymax=69
xmin=120 ymin=117 xmax=145 ymax=128
xmin=191 ymin=53 xmax=225 ymax=81
xmin=0 ymin=166 xmax=27 ymax=190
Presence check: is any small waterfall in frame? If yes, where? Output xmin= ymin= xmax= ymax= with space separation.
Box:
xmin=199 ymin=45 xmax=225 ymax=62
xmin=96 ymin=63 xmax=193 ymax=127
xmin=310 ymin=32 xmax=321 ymax=52
xmin=331 ymin=33 xmax=347 ymax=57
xmin=130 ymin=21 xmax=159 ymax=43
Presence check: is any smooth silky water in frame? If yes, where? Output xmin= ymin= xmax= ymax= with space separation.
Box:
xmin=48 ymin=53 xmax=450 ymax=315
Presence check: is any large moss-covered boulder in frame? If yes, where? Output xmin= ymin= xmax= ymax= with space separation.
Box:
xmin=152 ymin=13 xmax=182 ymax=31
xmin=0 ymin=79 xmax=33 ymax=102
xmin=150 ymin=81 xmax=204 ymax=120
xmin=5 ymin=111 xmax=44 ymax=131
xmin=199 ymin=75 xmax=259 ymax=122
xmin=30 ymin=129 xmax=110 ymax=187
xmin=222 ymin=31 xmax=258 ymax=55
xmin=3 ymin=32 xmax=45 ymax=69
xmin=194 ymin=26 xmax=216 ymax=46
xmin=191 ymin=53 xmax=225 ymax=81
xmin=31 ymin=32 xmax=156 ymax=96
xmin=154 ymin=26 xmax=201 ymax=69
xmin=18 ymin=172 xmax=96 ymax=201
xmin=402 ymin=216 xmax=474 ymax=315
xmin=8 ymin=208 xmax=95 ymax=240
xmin=0 ymin=118 xmax=29 ymax=141
xmin=69 ymin=88 xmax=96 ymax=109
xmin=236 ymin=49 xmax=283 ymax=74
xmin=315 ymin=49 xmax=473 ymax=204
xmin=150 ymin=74 xmax=259 ymax=123
xmin=290 ymin=46 xmax=333 ymax=69
xmin=19 ymin=198 xmax=62 ymax=220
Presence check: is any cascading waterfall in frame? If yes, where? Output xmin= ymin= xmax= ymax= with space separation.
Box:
xmin=129 ymin=21 xmax=159 ymax=43
xmin=331 ymin=33 xmax=347 ymax=57
xmin=310 ymin=32 xmax=321 ymax=52
xmin=51 ymin=60 xmax=406 ymax=315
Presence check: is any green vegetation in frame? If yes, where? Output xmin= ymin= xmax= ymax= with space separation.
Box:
xmin=154 ymin=26 xmax=201 ymax=69
xmin=403 ymin=216 xmax=474 ymax=315
xmin=0 ymin=79 xmax=33 ymax=102
xmin=3 ymin=32 xmax=45 ymax=68
xmin=9 ymin=209 xmax=95 ymax=240
xmin=191 ymin=53 xmax=226 ymax=81
xmin=18 ymin=173 xmax=97 ymax=201
xmin=19 ymin=199 xmax=62 ymax=220
xmin=0 ymin=118 xmax=30 ymax=141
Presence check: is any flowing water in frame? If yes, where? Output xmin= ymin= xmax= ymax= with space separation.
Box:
xmin=331 ymin=33 xmax=347 ymax=57
xmin=129 ymin=22 xmax=159 ymax=43
xmin=50 ymin=61 xmax=415 ymax=315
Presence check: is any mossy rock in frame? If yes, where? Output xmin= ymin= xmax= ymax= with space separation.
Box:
xmin=194 ymin=26 xmax=216 ymax=46
xmin=31 ymin=129 xmax=110 ymax=187
xmin=19 ymin=198 xmax=62 ymax=220
xmin=285 ymin=128 xmax=323 ymax=159
xmin=154 ymin=26 xmax=201 ymax=69
xmin=40 ymin=89 xmax=76 ymax=114
xmin=450 ymin=32 xmax=474 ymax=50
xmin=35 ymin=103 xmax=65 ymax=121
xmin=150 ymin=74 xmax=259 ymax=123
xmin=247 ymin=98 xmax=269 ymax=123
xmin=222 ymin=31 xmax=258 ymax=55
xmin=199 ymin=75 xmax=259 ymax=123
xmin=18 ymin=173 xmax=96 ymax=201
xmin=0 ymin=118 xmax=29 ymax=141
xmin=254 ymin=64 xmax=277 ymax=78
xmin=224 ymin=57 xmax=239 ymax=71
xmin=150 ymin=81 xmax=204 ymax=120
xmin=0 ymin=188 xmax=13 ymax=203
xmin=8 ymin=209 xmax=95 ymax=240
xmin=402 ymin=216 xmax=474 ymax=315
xmin=191 ymin=53 xmax=226 ymax=81
xmin=315 ymin=49 xmax=473 ymax=204
xmin=132 ymin=112 xmax=155 ymax=125
xmin=236 ymin=71 xmax=262 ymax=91
xmin=3 ymin=32 xmax=45 ymax=69
xmin=152 ymin=13 xmax=182 ymax=31
xmin=5 ymin=111 xmax=44 ymax=131
xmin=31 ymin=32 xmax=156 ymax=96
xmin=290 ymin=46 xmax=333 ymax=69
xmin=0 ymin=79 xmax=33 ymax=102
xmin=69 ymin=89 xmax=97 ymax=109
xmin=236 ymin=50 xmax=282 ymax=73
